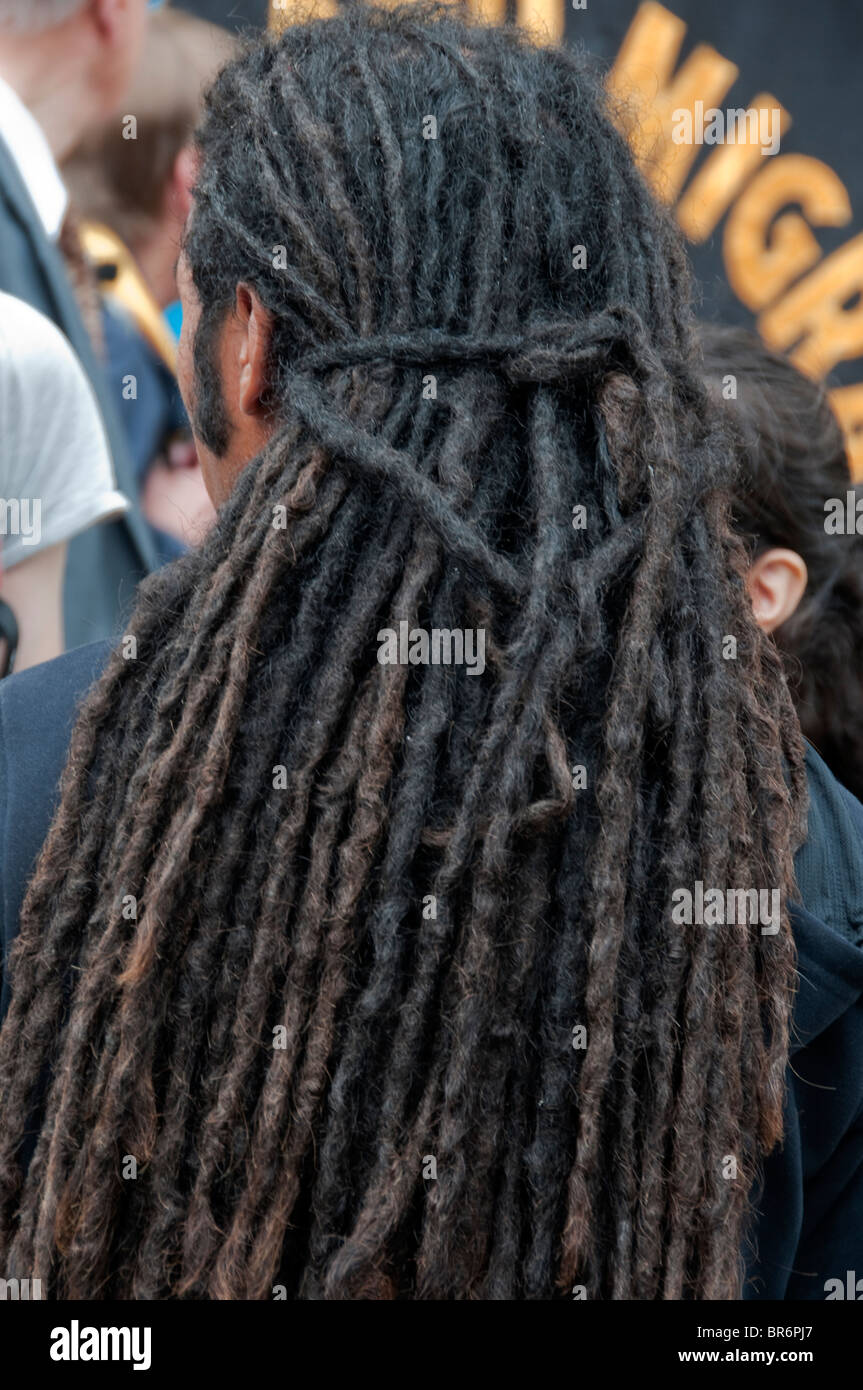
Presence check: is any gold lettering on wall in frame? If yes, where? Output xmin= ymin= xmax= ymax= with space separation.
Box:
xmin=267 ymin=0 xmax=863 ymax=472
xmin=614 ymin=0 xmax=863 ymax=475
xmin=723 ymin=156 xmax=852 ymax=311
xmin=677 ymin=94 xmax=790 ymax=243
xmin=516 ymin=0 xmax=564 ymax=43
xmin=269 ymin=0 xmax=339 ymax=27
xmin=759 ymin=231 xmax=863 ymax=378
xmin=607 ymin=1 xmax=738 ymax=203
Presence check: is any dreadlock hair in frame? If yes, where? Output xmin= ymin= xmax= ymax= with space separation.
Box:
xmin=701 ymin=322 xmax=863 ymax=803
xmin=0 ymin=2 xmax=807 ymax=1300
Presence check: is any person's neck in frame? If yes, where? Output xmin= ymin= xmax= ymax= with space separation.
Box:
xmin=0 ymin=45 xmax=90 ymax=162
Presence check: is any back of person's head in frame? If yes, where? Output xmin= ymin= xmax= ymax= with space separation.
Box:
xmin=0 ymin=3 xmax=806 ymax=1301
xmin=701 ymin=323 xmax=863 ymax=800
xmin=62 ymin=6 xmax=236 ymax=256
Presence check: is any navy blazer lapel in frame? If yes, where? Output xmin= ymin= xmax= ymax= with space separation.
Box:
xmin=0 ymin=137 xmax=83 ymax=343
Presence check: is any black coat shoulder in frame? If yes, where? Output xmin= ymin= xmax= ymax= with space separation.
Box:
xmin=0 ymin=640 xmax=110 ymax=1018
xmin=745 ymin=743 xmax=863 ymax=1298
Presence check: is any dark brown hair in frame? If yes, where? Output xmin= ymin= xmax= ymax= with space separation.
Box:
xmin=0 ymin=4 xmax=805 ymax=1299
xmin=701 ymin=323 xmax=863 ymax=801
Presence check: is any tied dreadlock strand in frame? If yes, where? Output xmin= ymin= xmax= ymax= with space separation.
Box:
xmin=0 ymin=3 xmax=805 ymax=1300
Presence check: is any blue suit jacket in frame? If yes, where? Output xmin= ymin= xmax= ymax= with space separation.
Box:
xmin=0 ymin=137 xmax=158 ymax=648
xmin=1 ymin=641 xmax=863 ymax=1299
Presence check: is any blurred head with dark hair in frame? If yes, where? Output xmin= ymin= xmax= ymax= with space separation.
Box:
xmin=701 ymin=323 xmax=863 ymax=800
xmin=63 ymin=6 xmax=237 ymax=307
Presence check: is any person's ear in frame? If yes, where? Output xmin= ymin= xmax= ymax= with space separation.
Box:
xmin=746 ymin=547 xmax=808 ymax=633
xmin=91 ymin=0 xmax=123 ymax=43
xmin=164 ymin=146 xmax=196 ymax=225
xmin=234 ymin=285 xmax=272 ymax=418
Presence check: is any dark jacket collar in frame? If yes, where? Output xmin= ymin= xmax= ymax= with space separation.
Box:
xmin=789 ymin=902 xmax=863 ymax=1053
xmin=790 ymin=743 xmax=863 ymax=1051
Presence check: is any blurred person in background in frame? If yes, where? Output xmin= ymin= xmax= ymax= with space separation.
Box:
xmin=62 ymin=4 xmax=232 ymax=559
xmin=0 ymin=292 xmax=130 ymax=672
xmin=702 ymin=324 xmax=863 ymax=802
xmin=0 ymin=0 xmax=157 ymax=647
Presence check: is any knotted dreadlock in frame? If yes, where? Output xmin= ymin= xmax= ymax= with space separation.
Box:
xmin=0 ymin=2 xmax=806 ymax=1299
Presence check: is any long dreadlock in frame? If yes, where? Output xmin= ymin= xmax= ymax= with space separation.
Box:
xmin=0 ymin=2 xmax=806 ymax=1299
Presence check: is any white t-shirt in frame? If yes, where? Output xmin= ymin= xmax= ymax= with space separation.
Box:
xmin=0 ymin=291 xmax=130 ymax=570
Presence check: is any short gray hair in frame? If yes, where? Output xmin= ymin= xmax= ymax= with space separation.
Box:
xmin=0 ymin=0 xmax=86 ymax=34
